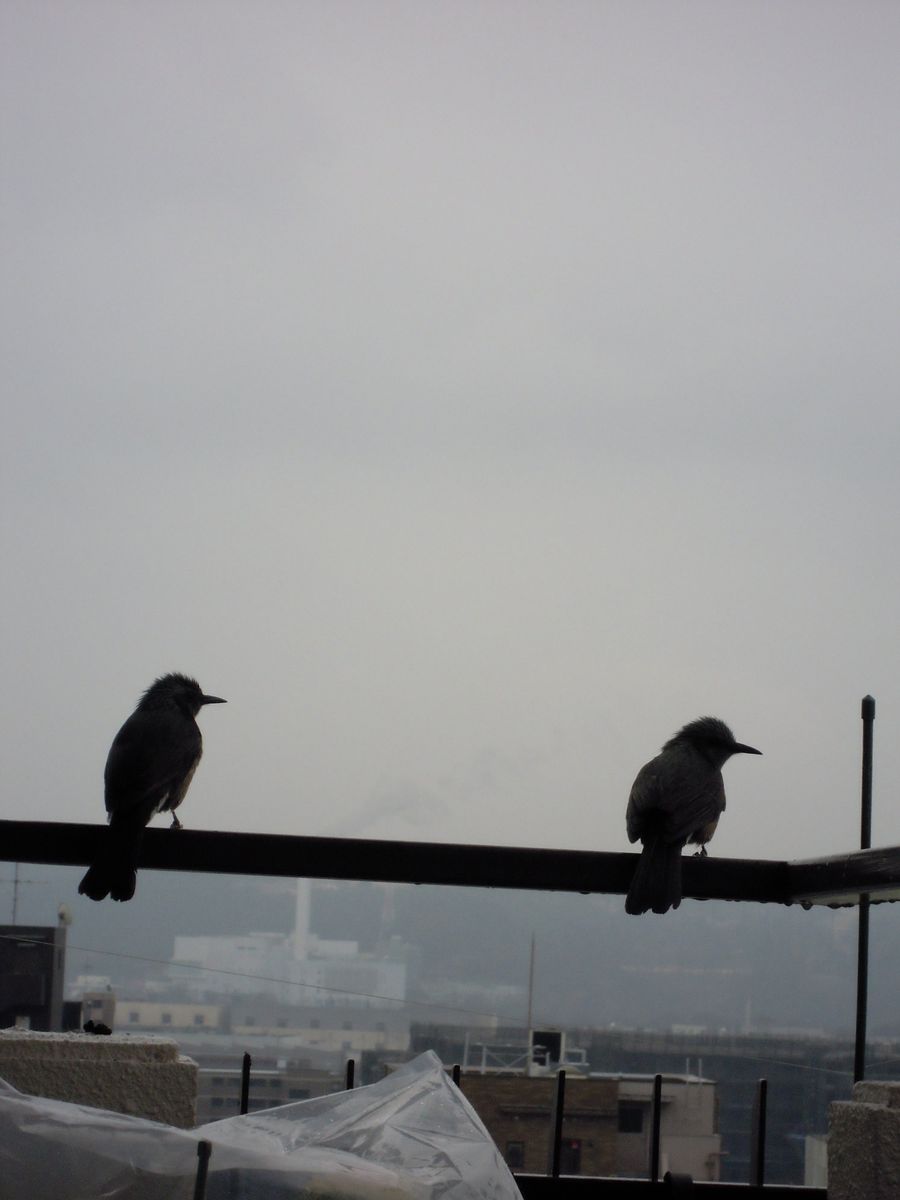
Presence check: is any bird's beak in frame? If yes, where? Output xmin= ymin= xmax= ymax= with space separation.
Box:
xmin=733 ymin=742 xmax=761 ymax=755
xmin=201 ymin=694 xmax=227 ymax=705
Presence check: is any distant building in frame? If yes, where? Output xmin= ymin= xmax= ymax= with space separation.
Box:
xmin=459 ymin=1072 xmax=618 ymax=1177
xmin=455 ymin=1030 xmax=721 ymax=1181
xmin=613 ymin=1073 xmax=721 ymax=1180
xmin=117 ymin=1000 xmax=225 ymax=1033
xmin=581 ymin=1026 xmax=860 ymax=1184
xmin=227 ymin=998 xmax=409 ymax=1054
xmin=0 ymin=924 xmax=67 ymax=1031
xmin=194 ymin=1053 xmax=342 ymax=1123
xmin=82 ymin=988 xmax=116 ymax=1030
xmin=169 ymin=880 xmax=408 ymax=1008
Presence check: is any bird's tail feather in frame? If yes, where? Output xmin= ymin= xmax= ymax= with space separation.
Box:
xmin=625 ymin=836 xmax=683 ymax=915
xmin=78 ymin=821 xmax=144 ymax=902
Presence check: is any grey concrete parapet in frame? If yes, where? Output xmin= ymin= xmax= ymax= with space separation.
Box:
xmin=829 ymin=1080 xmax=900 ymax=1200
xmin=0 ymin=1029 xmax=197 ymax=1127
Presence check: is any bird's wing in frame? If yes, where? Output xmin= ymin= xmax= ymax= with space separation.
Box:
xmin=104 ymin=708 xmax=201 ymax=818
xmin=626 ymin=759 xmax=665 ymax=842
xmin=626 ymin=751 xmax=725 ymax=845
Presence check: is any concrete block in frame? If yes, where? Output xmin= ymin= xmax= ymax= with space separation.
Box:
xmin=0 ymin=1029 xmax=197 ymax=1127
xmin=829 ymin=1081 xmax=900 ymax=1200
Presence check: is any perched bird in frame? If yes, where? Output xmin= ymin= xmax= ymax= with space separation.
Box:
xmin=78 ymin=673 xmax=226 ymax=902
xmin=625 ymin=716 xmax=761 ymax=915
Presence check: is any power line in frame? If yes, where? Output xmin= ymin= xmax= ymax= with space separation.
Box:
xmin=0 ymin=932 xmax=541 ymax=1026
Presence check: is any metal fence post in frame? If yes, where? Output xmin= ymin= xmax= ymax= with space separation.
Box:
xmin=193 ymin=1139 xmax=212 ymax=1200
xmin=855 ymin=695 xmax=875 ymax=1083
xmin=546 ymin=1069 xmax=566 ymax=1177
xmin=749 ymin=1078 xmax=768 ymax=1186
xmin=239 ymin=1051 xmax=251 ymax=1115
xmin=649 ymin=1073 xmax=662 ymax=1183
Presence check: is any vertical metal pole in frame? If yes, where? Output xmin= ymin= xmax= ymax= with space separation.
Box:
xmin=749 ymin=1078 xmax=768 ymax=1186
xmin=239 ymin=1052 xmax=251 ymax=1115
xmin=193 ymin=1139 xmax=212 ymax=1200
xmin=649 ymin=1073 xmax=662 ymax=1183
xmin=451 ymin=1063 xmax=461 ymax=1087
xmin=546 ymin=1069 xmax=566 ymax=1177
xmin=526 ymin=934 xmax=535 ymax=1037
xmin=345 ymin=1058 xmax=355 ymax=1090
xmin=855 ymin=695 xmax=875 ymax=1083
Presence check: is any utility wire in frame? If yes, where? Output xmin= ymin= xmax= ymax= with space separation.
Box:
xmin=0 ymin=932 xmax=542 ymax=1026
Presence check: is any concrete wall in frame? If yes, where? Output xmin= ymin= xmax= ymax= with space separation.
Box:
xmin=830 ymin=1080 xmax=900 ymax=1200
xmin=0 ymin=1029 xmax=198 ymax=1128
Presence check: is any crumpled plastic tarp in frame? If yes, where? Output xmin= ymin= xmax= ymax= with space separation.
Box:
xmin=0 ymin=1050 xmax=522 ymax=1200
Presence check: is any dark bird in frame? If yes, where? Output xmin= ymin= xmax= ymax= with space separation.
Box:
xmin=83 ymin=1020 xmax=112 ymax=1035
xmin=78 ymin=673 xmax=226 ymax=902
xmin=624 ymin=716 xmax=761 ymax=915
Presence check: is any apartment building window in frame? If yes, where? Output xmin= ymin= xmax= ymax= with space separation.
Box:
xmin=505 ymin=1142 xmax=525 ymax=1170
xmin=161 ymin=1013 xmax=172 ymax=1025
xmin=128 ymin=1012 xmax=140 ymax=1023
xmin=618 ymin=1102 xmax=644 ymax=1133
xmin=193 ymin=1014 xmax=205 ymax=1025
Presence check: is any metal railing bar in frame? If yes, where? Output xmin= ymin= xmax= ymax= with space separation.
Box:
xmin=516 ymin=1175 xmax=824 ymax=1198
xmin=0 ymin=819 xmax=796 ymax=903
xmin=239 ymin=1051 xmax=251 ymax=1115
xmin=3 ymin=818 xmax=899 ymax=905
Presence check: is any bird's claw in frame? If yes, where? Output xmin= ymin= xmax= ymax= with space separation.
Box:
xmin=170 ymin=815 xmax=183 ymax=830
xmin=693 ymin=845 xmax=708 ymax=857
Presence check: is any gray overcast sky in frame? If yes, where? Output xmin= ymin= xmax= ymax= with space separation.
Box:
xmin=3 ymin=2 xmax=900 ymax=866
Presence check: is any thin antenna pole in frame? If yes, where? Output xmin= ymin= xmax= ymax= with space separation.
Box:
xmin=526 ymin=933 xmax=535 ymax=1033
xmin=854 ymin=695 xmax=875 ymax=1083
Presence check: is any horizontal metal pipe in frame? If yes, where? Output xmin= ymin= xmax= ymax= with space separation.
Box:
xmin=0 ymin=818 xmax=791 ymax=902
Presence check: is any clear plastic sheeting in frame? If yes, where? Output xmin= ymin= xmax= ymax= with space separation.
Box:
xmin=0 ymin=1050 xmax=522 ymax=1200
